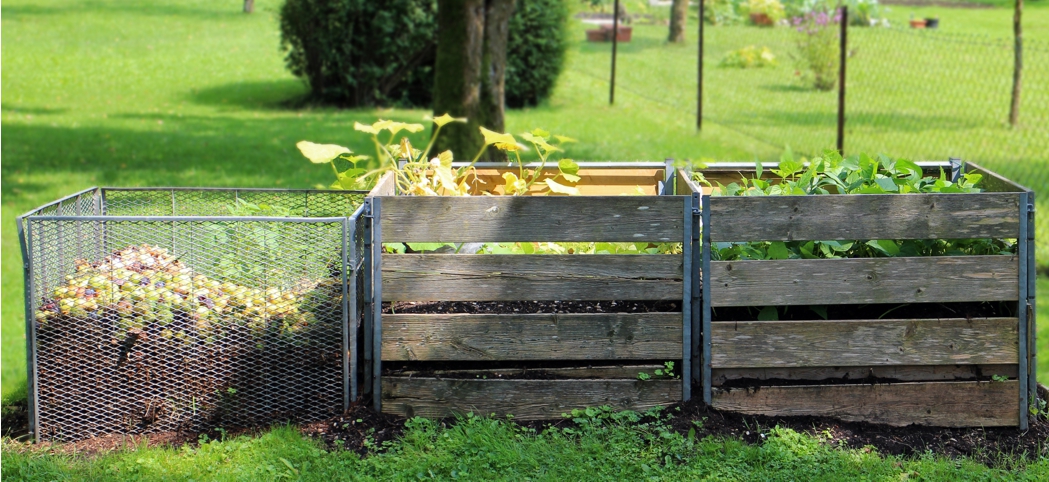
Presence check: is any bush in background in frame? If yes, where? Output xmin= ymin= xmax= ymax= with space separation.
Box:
xmin=506 ymin=0 xmax=570 ymax=108
xmin=279 ymin=0 xmax=437 ymax=107
xmin=280 ymin=0 xmax=568 ymax=109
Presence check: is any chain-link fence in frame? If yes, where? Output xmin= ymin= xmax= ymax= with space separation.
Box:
xmin=17 ymin=188 xmax=366 ymax=442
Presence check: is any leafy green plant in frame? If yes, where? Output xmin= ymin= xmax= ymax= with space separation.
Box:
xmin=720 ymin=45 xmax=777 ymax=68
xmin=742 ymin=0 xmax=786 ymax=25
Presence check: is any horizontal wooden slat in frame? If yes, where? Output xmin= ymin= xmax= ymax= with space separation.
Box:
xmin=383 ymin=254 xmax=683 ymax=301
xmin=378 ymin=196 xmax=685 ymax=243
xmin=382 ymin=378 xmax=681 ymax=420
xmin=395 ymin=365 xmax=666 ymax=379
xmin=711 ymin=256 xmax=1018 ymax=306
xmin=708 ymin=193 xmax=1021 ymax=242
xmin=967 ymin=162 xmax=1029 ymax=193
xmin=712 ymin=365 xmax=1018 ymax=386
xmin=712 ymin=318 xmax=1018 ymax=368
xmin=382 ymin=313 xmax=682 ymax=361
xmin=470 ymin=168 xmax=664 ymax=195
xmin=712 ymin=380 xmax=1019 ymax=427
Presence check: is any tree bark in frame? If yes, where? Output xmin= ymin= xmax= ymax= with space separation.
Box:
xmin=433 ymin=0 xmax=514 ymax=162
xmin=668 ymin=0 xmax=688 ymax=43
xmin=244 ymin=0 xmax=254 ymax=14
xmin=1009 ymin=0 xmax=1022 ymax=126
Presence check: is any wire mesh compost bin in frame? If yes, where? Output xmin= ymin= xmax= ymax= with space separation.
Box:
xmin=17 ymin=188 xmax=367 ymax=442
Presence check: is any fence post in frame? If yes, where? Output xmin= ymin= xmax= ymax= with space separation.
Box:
xmin=837 ymin=6 xmax=848 ymax=155
xmin=610 ymin=0 xmax=620 ymax=105
xmin=1010 ymin=0 xmax=1023 ymax=126
xmin=697 ymin=0 xmax=705 ymax=130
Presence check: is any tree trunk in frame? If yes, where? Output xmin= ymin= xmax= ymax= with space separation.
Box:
xmin=668 ymin=0 xmax=688 ymax=43
xmin=433 ymin=0 xmax=514 ymax=162
xmin=1009 ymin=0 xmax=1022 ymax=126
xmin=244 ymin=0 xmax=254 ymax=14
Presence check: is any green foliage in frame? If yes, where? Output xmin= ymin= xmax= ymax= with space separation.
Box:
xmin=704 ymin=0 xmax=744 ymax=25
xmin=742 ymin=0 xmax=787 ymax=24
xmin=279 ymin=0 xmax=437 ymax=107
xmin=506 ymin=0 xmax=570 ymax=108
xmin=720 ymin=45 xmax=777 ymax=68
xmin=697 ymin=150 xmax=1016 ymax=262
xmin=791 ymin=7 xmax=841 ymax=91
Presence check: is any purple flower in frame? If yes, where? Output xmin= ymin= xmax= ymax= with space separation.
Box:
xmin=792 ymin=16 xmax=802 ymax=26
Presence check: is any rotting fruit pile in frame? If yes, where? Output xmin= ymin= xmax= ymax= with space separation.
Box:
xmin=37 ymin=244 xmax=341 ymax=343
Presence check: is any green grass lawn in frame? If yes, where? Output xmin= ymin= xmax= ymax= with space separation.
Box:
xmin=2 ymin=0 xmax=1049 ymax=476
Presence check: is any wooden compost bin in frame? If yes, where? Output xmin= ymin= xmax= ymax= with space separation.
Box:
xmin=684 ymin=162 xmax=1037 ymax=429
xmin=364 ymin=162 xmax=695 ymax=419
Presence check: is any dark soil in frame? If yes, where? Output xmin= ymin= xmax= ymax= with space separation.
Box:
xmin=385 ymin=300 xmax=681 ymax=314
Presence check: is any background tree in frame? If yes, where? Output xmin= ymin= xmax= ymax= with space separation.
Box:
xmin=433 ymin=0 xmax=516 ymax=161
xmin=668 ymin=0 xmax=688 ymax=43
xmin=244 ymin=0 xmax=254 ymax=13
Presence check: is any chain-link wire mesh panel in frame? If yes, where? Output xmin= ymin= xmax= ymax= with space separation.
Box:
xmin=23 ymin=189 xmax=364 ymax=442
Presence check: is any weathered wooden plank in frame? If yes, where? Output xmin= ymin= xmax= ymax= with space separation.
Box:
xmin=967 ymin=162 xmax=1029 ymax=193
xmin=711 ymin=365 xmax=1018 ymax=386
xmin=378 ymin=196 xmax=685 ymax=243
xmin=383 ymin=254 xmax=683 ymax=301
xmin=712 ymin=381 xmax=1019 ymax=427
xmin=712 ymin=256 xmax=1018 ymax=306
xmin=382 ymin=378 xmax=681 ymax=419
xmin=708 ymin=193 xmax=1021 ymax=242
xmin=394 ymin=365 xmax=666 ymax=379
xmin=470 ymin=168 xmax=664 ymax=196
xmin=369 ymin=171 xmax=396 ymax=196
xmin=675 ymin=168 xmax=704 ymax=195
xmin=382 ymin=313 xmax=682 ymax=361
xmin=712 ymin=318 xmax=1018 ymax=368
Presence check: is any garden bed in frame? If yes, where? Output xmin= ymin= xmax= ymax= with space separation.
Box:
xmin=365 ymin=162 xmax=696 ymax=420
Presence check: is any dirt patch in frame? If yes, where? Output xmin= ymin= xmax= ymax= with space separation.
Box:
xmin=299 ymin=402 xmax=405 ymax=455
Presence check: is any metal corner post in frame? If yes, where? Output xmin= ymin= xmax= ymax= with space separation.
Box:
xmin=690 ymin=192 xmax=701 ymax=392
xmin=362 ymin=200 xmax=374 ymax=403
xmin=371 ymin=198 xmax=383 ymax=412
xmin=17 ymin=216 xmax=38 ymax=442
xmin=701 ymin=194 xmax=712 ymax=405
xmin=662 ymin=158 xmax=675 ymax=195
xmin=681 ymin=196 xmax=692 ymax=402
xmin=1018 ymin=191 xmax=1029 ymax=430
xmin=341 ymin=217 xmax=353 ymax=409
xmin=1027 ymin=193 xmax=1037 ymax=406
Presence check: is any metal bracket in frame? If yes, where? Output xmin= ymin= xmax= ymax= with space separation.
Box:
xmin=948 ymin=157 xmax=963 ymax=182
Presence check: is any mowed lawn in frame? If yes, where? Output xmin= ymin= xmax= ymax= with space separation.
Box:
xmin=3 ymin=0 xmax=1048 ymax=404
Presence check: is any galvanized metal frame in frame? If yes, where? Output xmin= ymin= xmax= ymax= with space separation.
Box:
xmin=362 ymin=200 xmax=374 ymax=405
xmin=680 ymin=194 xmax=693 ymax=402
xmin=16 ymin=215 xmax=39 ymax=441
xmin=1019 ymin=191 xmax=1030 ymax=430
xmin=690 ymin=191 xmax=701 ymax=392
xmin=1027 ymin=192 xmax=1038 ymax=411
xmin=370 ymin=198 xmax=384 ymax=411
xmin=701 ymin=194 xmax=712 ymax=405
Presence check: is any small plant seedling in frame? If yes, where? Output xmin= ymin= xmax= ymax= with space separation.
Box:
xmin=654 ymin=361 xmax=676 ymax=378
xmin=991 ymin=375 xmax=1009 ymax=382
xmin=637 ymin=372 xmax=652 ymax=381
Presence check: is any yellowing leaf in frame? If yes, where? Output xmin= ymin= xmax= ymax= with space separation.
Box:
xmin=436 ymin=150 xmax=454 ymax=168
xmin=561 ymin=173 xmax=581 ymax=183
xmin=558 ymin=158 xmax=580 ymax=176
xmin=553 ymin=135 xmax=578 ymax=144
xmin=354 ymin=122 xmax=380 ymax=135
xmin=480 ymin=126 xmax=516 ymax=146
xmin=372 ymin=119 xmax=395 ymax=132
xmin=531 ymin=128 xmax=550 ymax=138
xmin=545 ymin=179 xmax=580 ymax=195
xmin=432 ymin=113 xmax=467 ymax=127
xmin=296 ymin=141 xmax=352 ymax=164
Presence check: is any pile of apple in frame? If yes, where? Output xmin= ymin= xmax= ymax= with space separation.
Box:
xmin=38 ymin=244 xmax=337 ymax=340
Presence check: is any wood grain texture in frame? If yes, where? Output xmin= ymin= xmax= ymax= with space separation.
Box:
xmin=382 ymin=313 xmax=682 ymax=361
xmin=711 ymin=365 xmax=1018 ymax=386
xmin=711 ymin=256 xmax=1018 ymax=306
xmin=712 ymin=381 xmax=1019 ymax=427
xmin=369 ymin=171 xmax=396 ymax=196
xmin=470 ymin=168 xmax=664 ymax=195
xmin=675 ymin=168 xmax=704 ymax=195
xmin=967 ymin=162 xmax=1029 ymax=193
xmin=378 ymin=196 xmax=686 ymax=243
xmin=383 ymin=254 xmax=683 ymax=301
xmin=382 ymin=378 xmax=681 ymax=419
xmin=708 ymin=193 xmax=1021 ymax=242
xmin=395 ymin=365 xmax=666 ymax=379
xmin=712 ymin=318 xmax=1018 ymax=368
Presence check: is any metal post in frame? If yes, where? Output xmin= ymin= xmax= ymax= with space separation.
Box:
xmin=697 ymin=0 xmax=705 ymax=130
xmin=836 ymin=6 xmax=847 ymax=154
xmin=701 ymin=194 xmax=712 ymax=404
xmin=691 ymin=192 xmax=701 ymax=388
xmin=610 ymin=0 xmax=619 ymax=105
xmin=662 ymin=158 xmax=674 ymax=195
xmin=362 ymin=200 xmax=374 ymax=401
xmin=17 ymin=216 xmax=38 ymax=442
xmin=371 ymin=198 xmax=383 ymax=411
xmin=948 ymin=157 xmax=962 ymax=182
xmin=342 ymin=218 xmax=352 ymax=408
xmin=681 ymin=196 xmax=692 ymax=402
xmin=1018 ymin=191 xmax=1030 ymax=430
xmin=1027 ymin=193 xmax=1037 ymax=406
